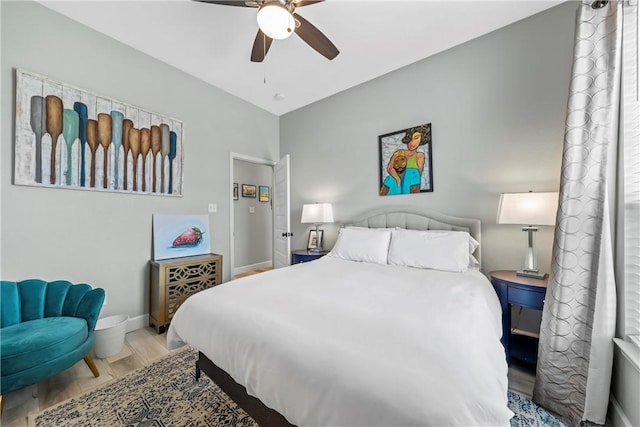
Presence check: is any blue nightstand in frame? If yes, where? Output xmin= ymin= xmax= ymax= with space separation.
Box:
xmin=291 ymin=249 xmax=329 ymax=264
xmin=490 ymin=270 xmax=548 ymax=366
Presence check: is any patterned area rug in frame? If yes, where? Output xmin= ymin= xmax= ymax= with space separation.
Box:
xmin=31 ymin=347 xmax=568 ymax=427
xmin=509 ymin=390 xmax=567 ymax=427
xmin=30 ymin=348 xmax=257 ymax=427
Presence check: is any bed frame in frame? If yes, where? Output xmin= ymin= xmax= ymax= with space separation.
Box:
xmin=195 ymin=208 xmax=482 ymax=427
xmin=196 ymin=352 xmax=294 ymax=426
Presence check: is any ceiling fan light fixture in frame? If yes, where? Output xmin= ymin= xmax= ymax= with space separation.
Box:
xmin=256 ymin=3 xmax=295 ymax=40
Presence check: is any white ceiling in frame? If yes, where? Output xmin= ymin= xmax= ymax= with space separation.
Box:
xmin=38 ymin=0 xmax=565 ymax=116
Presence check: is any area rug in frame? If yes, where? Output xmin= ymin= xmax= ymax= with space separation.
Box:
xmin=30 ymin=348 xmax=257 ymax=427
xmin=508 ymin=390 xmax=567 ymax=427
xmin=31 ymin=347 xmax=569 ymax=427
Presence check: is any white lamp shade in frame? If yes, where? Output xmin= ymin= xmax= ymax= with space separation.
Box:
xmin=257 ymin=3 xmax=295 ymax=40
xmin=301 ymin=203 xmax=334 ymax=224
xmin=497 ymin=192 xmax=559 ymax=226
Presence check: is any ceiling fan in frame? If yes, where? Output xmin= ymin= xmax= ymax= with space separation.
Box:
xmin=196 ymin=0 xmax=339 ymax=62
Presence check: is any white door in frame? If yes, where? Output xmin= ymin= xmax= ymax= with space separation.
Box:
xmin=273 ymin=155 xmax=291 ymax=268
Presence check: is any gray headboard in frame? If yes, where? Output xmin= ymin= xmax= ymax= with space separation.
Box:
xmin=346 ymin=208 xmax=482 ymax=267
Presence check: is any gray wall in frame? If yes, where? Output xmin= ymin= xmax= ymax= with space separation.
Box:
xmin=233 ymin=160 xmax=273 ymax=271
xmin=281 ymin=2 xmax=576 ymax=277
xmin=611 ymin=343 xmax=639 ymax=427
xmin=0 ymin=1 xmax=279 ymax=320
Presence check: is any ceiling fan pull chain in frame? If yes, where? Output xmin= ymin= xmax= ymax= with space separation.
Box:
xmin=263 ymin=32 xmax=267 ymax=84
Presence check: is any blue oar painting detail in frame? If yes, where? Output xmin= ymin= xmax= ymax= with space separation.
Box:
xmin=14 ymin=69 xmax=183 ymax=196
xmin=169 ymin=131 xmax=177 ymax=194
xmin=73 ymin=102 xmax=88 ymax=187
xmin=62 ymin=109 xmax=80 ymax=186
xmin=29 ymin=96 xmax=45 ymax=183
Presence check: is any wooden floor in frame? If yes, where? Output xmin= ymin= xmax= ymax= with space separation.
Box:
xmin=233 ymin=266 xmax=272 ymax=279
xmin=507 ymin=360 xmax=537 ymax=397
xmin=2 ymin=267 xmax=536 ymax=426
xmin=1 ymin=326 xmax=183 ymax=427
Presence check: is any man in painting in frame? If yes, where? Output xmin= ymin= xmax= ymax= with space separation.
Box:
xmin=380 ymin=154 xmax=407 ymax=195
xmin=381 ymin=124 xmax=430 ymax=195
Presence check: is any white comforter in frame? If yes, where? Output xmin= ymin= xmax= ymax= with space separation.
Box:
xmin=167 ymin=256 xmax=512 ymax=426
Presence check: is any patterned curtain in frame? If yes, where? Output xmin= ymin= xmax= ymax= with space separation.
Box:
xmin=533 ymin=1 xmax=622 ymax=426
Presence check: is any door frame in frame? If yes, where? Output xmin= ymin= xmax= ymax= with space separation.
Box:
xmin=229 ymin=152 xmax=276 ymax=277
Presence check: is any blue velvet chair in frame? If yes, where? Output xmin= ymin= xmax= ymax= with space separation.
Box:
xmin=0 ymin=279 xmax=105 ymax=414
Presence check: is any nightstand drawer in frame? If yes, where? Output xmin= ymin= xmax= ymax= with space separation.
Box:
xmin=291 ymin=249 xmax=329 ymax=264
xmin=508 ymin=286 xmax=545 ymax=310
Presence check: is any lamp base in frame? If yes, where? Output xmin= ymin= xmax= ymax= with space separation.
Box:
xmin=516 ymin=269 xmax=548 ymax=280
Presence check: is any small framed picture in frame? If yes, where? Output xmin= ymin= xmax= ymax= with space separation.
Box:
xmin=233 ymin=183 xmax=239 ymax=200
xmin=242 ymin=184 xmax=256 ymax=198
xmin=259 ymin=186 xmax=270 ymax=202
xmin=307 ymin=229 xmax=324 ymax=250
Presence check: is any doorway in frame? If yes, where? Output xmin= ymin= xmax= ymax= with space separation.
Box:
xmin=229 ymin=153 xmax=275 ymax=277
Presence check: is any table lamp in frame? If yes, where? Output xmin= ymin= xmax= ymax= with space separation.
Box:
xmin=301 ymin=203 xmax=334 ymax=252
xmin=497 ymin=191 xmax=559 ymax=279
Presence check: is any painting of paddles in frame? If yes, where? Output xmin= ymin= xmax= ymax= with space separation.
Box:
xmin=14 ymin=69 xmax=183 ymax=196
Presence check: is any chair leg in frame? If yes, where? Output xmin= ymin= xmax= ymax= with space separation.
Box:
xmin=84 ymin=354 xmax=100 ymax=377
xmin=1 ymin=394 xmax=5 ymax=416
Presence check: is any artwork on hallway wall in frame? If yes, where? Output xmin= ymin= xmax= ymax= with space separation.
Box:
xmin=14 ymin=69 xmax=184 ymax=196
xmin=379 ymin=123 xmax=433 ymax=196
xmin=259 ymin=186 xmax=270 ymax=202
xmin=242 ymin=184 xmax=256 ymax=198
xmin=152 ymin=214 xmax=211 ymax=260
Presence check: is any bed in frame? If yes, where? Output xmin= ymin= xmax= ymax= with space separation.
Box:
xmin=167 ymin=209 xmax=512 ymax=426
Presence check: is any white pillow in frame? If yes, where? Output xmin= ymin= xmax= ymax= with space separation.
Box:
xmin=469 ymin=255 xmax=480 ymax=270
xmin=328 ymin=227 xmax=392 ymax=264
xmin=388 ymin=229 xmax=471 ymax=272
xmin=346 ymin=226 xmax=395 ymax=231
xmin=392 ymin=227 xmax=480 ymax=269
xmin=469 ymin=236 xmax=480 ymax=270
xmin=469 ymin=235 xmax=480 ymax=254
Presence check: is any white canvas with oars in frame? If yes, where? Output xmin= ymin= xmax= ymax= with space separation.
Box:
xmin=14 ymin=69 xmax=183 ymax=196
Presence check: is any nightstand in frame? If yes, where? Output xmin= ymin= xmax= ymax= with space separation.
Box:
xmin=291 ymin=249 xmax=329 ymax=264
xmin=490 ymin=270 xmax=548 ymax=365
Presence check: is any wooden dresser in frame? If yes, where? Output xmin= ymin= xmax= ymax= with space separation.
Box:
xmin=149 ymin=253 xmax=223 ymax=333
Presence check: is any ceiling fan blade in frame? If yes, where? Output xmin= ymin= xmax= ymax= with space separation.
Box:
xmin=195 ymin=0 xmax=258 ymax=7
xmin=251 ymin=29 xmax=273 ymax=62
xmin=293 ymin=13 xmax=339 ymax=60
xmin=291 ymin=0 xmax=324 ymax=7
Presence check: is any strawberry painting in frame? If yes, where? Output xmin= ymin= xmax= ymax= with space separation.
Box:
xmin=172 ymin=227 xmax=204 ymax=247
xmin=154 ymin=215 xmax=211 ymax=260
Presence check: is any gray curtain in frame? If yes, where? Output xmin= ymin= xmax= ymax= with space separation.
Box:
xmin=533 ymin=1 xmax=621 ymax=426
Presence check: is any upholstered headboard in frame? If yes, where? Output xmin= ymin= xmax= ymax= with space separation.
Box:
xmin=346 ymin=208 xmax=482 ymax=267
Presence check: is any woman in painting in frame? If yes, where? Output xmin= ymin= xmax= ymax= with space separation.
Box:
xmin=383 ymin=124 xmax=430 ymax=194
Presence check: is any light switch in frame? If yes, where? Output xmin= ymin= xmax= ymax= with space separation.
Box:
xmin=249 ymin=206 xmax=255 ymax=214
xmin=208 ymin=203 xmax=217 ymax=213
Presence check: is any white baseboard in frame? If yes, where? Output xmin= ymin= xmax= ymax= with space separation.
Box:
xmin=233 ymin=260 xmax=272 ymax=276
xmin=126 ymin=314 xmax=149 ymax=333
xmin=609 ymin=395 xmax=632 ymax=427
